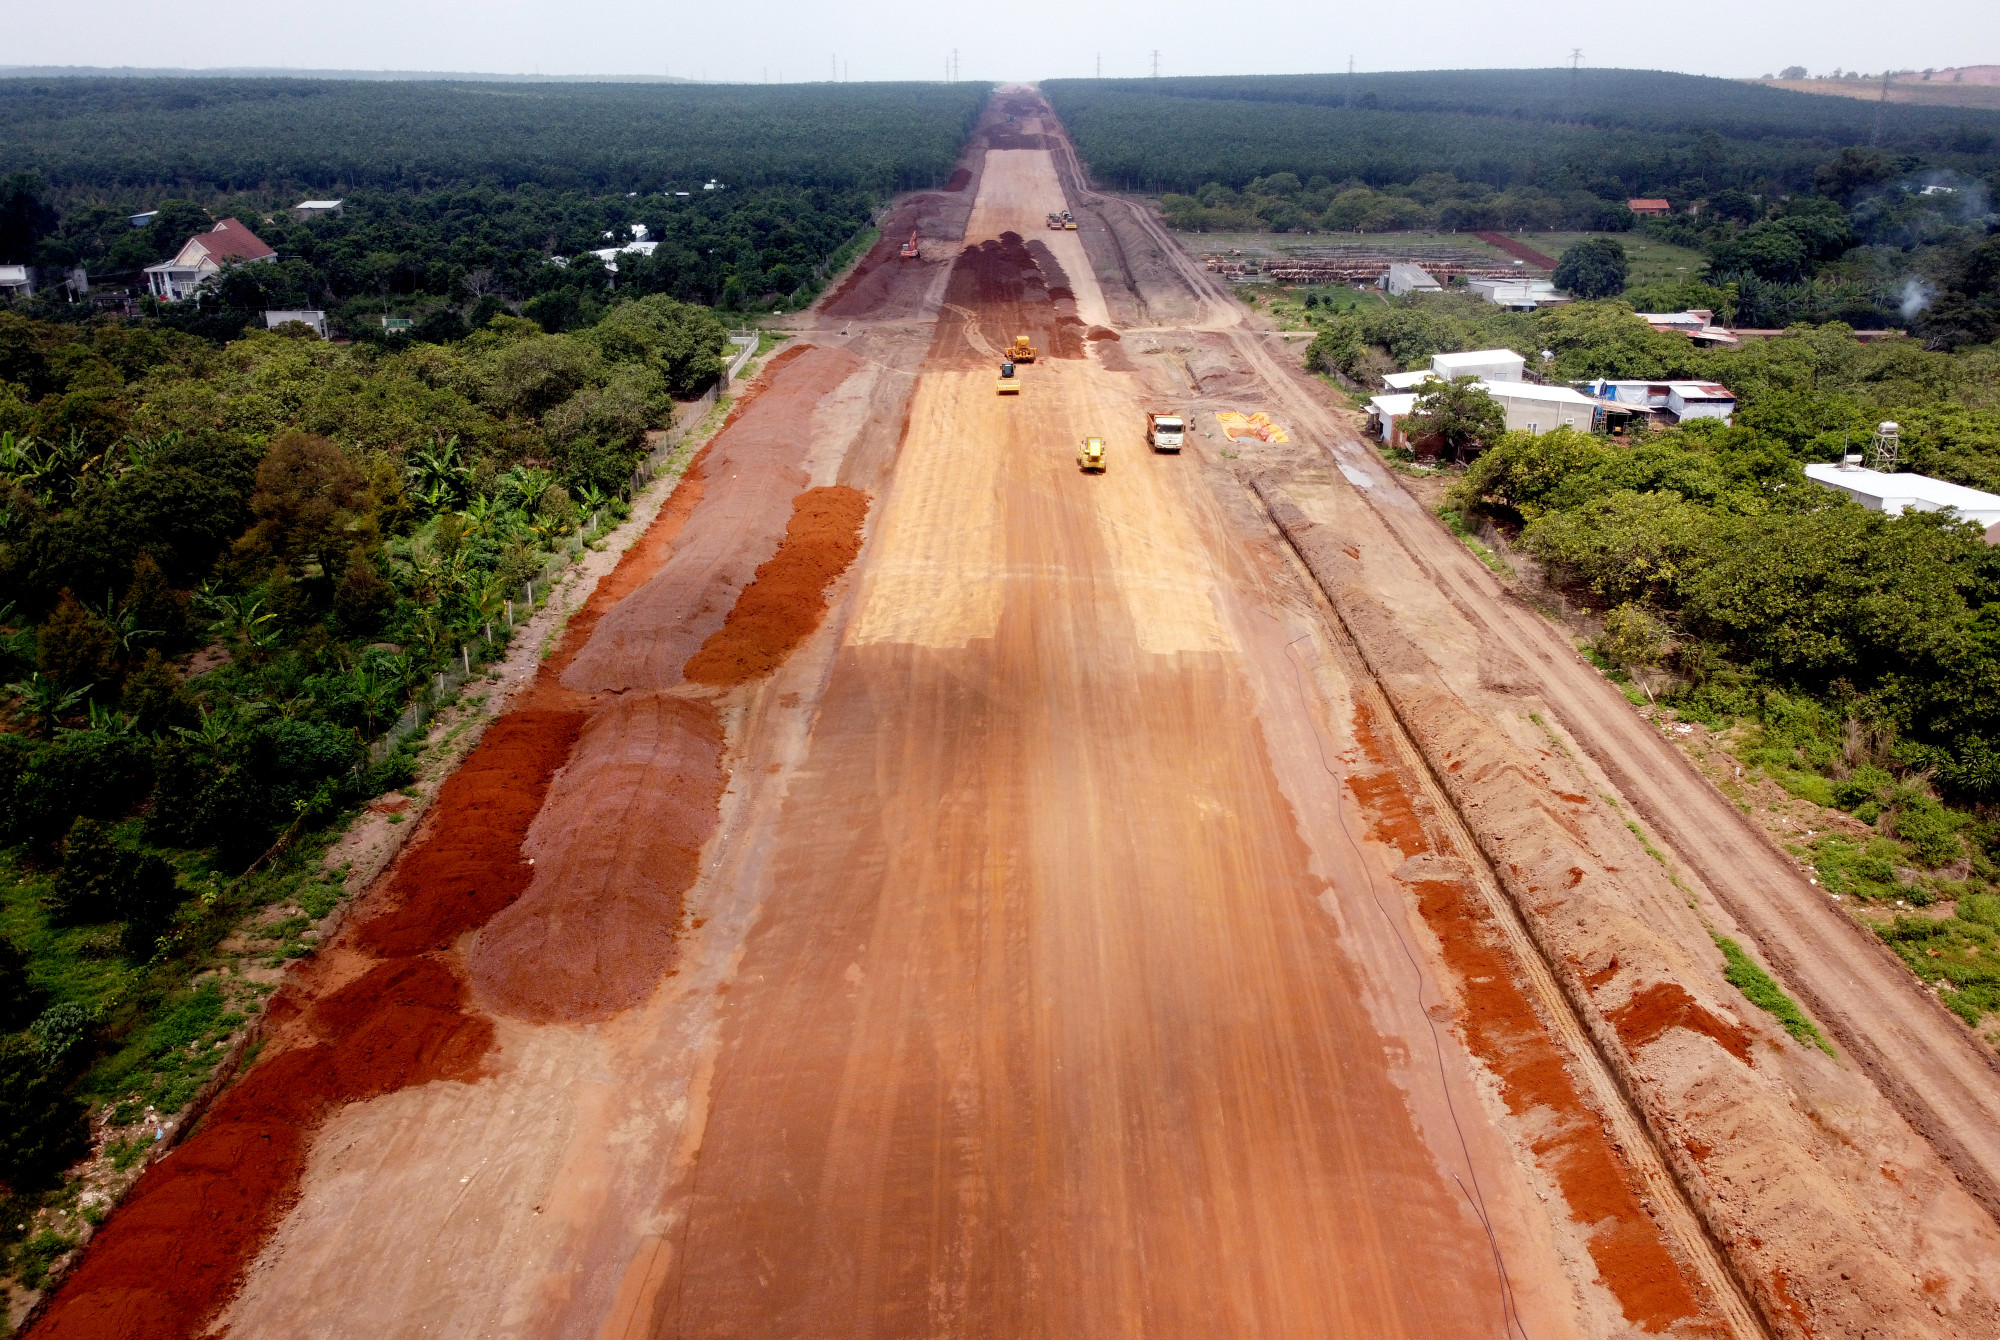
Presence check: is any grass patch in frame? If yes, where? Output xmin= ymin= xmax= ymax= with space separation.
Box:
xmin=1875 ymin=908 xmax=2000 ymax=1027
xmin=1713 ymin=933 xmax=1833 ymax=1054
xmin=1436 ymin=507 xmax=1511 ymax=576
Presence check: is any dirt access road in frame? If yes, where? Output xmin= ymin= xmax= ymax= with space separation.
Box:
xmin=32 ymin=91 xmax=2000 ymax=1340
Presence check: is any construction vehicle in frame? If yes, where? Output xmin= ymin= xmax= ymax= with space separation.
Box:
xmin=1010 ymin=334 xmax=1037 ymax=363
xmin=997 ymin=359 xmax=1021 ymax=395
xmin=899 ymin=231 xmax=920 ymax=260
xmin=1145 ymin=411 xmax=1186 ymax=453
xmin=1061 ymin=211 xmax=1078 ymax=231
xmin=1046 ymin=213 xmax=1064 ymax=230
xmin=1078 ymin=435 xmax=1106 ymax=473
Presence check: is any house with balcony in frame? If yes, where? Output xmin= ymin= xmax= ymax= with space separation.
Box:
xmin=143 ymin=218 xmax=277 ymax=301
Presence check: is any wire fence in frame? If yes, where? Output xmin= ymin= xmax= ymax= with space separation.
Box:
xmin=364 ymin=339 xmax=765 ymax=776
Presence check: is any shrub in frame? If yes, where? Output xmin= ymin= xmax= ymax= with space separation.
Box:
xmin=45 ymin=817 xmax=182 ymax=937
xmin=1553 ymin=237 xmax=1629 ymax=299
xmin=36 ymin=591 xmax=117 ymax=694
xmin=0 ymin=1037 xmax=89 ymax=1190
xmin=0 ymin=936 xmax=45 ymax=1032
xmin=1892 ymin=793 xmax=1965 ymax=867
xmin=1 ymin=730 xmax=153 ymax=847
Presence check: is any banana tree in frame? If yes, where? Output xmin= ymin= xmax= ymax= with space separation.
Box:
xmin=6 ymin=673 xmax=91 ymax=738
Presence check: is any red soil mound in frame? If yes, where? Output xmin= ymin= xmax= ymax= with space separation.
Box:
xmin=1346 ymin=703 xmax=1707 ymax=1334
xmin=358 ymin=709 xmax=588 ymax=957
xmin=682 ymin=486 xmax=870 ymax=686
xmin=467 ymin=694 xmax=725 ymax=1022
xmin=944 ymin=168 xmax=971 ymax=192
xmin=1609 ymin=981 xmax=1755 ymax=1064
xmin=31 ymin=958 xmax=490 ymax=1340
xmin=933 ymin=233 xmax=1087 ymax=370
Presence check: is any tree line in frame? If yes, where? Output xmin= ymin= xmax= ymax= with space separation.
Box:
xmin=1044 ymin=69 xmax=2000 ymax=198
xmin=0 ymin=79 xmax=992 ymax=197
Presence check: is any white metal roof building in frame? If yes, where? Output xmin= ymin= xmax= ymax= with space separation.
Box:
xmin=1366 ymin=381 xmax=1599 ymax=450
xmin=1803 ymin=464 xmax=2000 ymax=542
xmin=1383 ymin=262 xmax=1443 ymax=296
xmin=1431 ymin=348 xmax=1526 ymax=383
xmin=1481 ymin=382 xmax=1600 ymax=436
xmin=1581 ymin=379 xmax=1737 ymax=425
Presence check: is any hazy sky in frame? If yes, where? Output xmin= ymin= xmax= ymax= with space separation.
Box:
xmin=10 ymin=0 xmax=1997 ymax=85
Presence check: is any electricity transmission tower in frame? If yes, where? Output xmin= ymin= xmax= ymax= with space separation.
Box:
xmin=1151 ymin=50 xmax=1161 ymax=79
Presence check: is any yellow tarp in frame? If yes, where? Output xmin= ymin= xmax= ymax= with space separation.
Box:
xmin=1215 ymin=411 xmax=1290 ymax=444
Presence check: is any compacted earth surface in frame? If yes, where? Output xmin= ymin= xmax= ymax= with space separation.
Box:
xmin=28 ymin=89 xmax=2000 ymax=1340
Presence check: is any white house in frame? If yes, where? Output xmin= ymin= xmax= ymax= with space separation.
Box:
xmin=293 ymin=200 xmax=344 ymax=219
xmin=264 ymin=309 xmax=328 ymax=338
xmin=1383 ymin=262 xmax=1443 ymax=296
xmin=1481 ymin=382 xmax=1601 ymax=436
xmin=1467 ymin=277 xmax=1567 ymax=309
xmin=1432 ymin=348 xmax=1526 ymax=383
xmin=1803 ymin=464 xmax=2000 ymax=543
xmin=1635 ymin=310 xmax=1739 ymax=346
xmin=1367 ymin=381 xmax=1598 ymax=452
xmin=0 ymin=265 xmax=33 ymax=298
xmin=143 ymin=218 xmax=277 ymax=301
xmin=1364 ymin=392 xmax=1423 ymax=448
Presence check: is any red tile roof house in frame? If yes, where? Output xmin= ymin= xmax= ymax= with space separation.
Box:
xmin=1627 ymin=198 xmax=1671 ymax=216
xmin=143 ymin=218 xmax=277 ymax=301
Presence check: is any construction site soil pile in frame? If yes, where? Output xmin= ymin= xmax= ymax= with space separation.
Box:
xmin=934 ymin=232 xmax=1087 ymax=368
xmin=684 ymin=485 xmax=870 ymax=686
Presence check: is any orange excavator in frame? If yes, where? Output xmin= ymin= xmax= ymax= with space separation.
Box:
xmin=899 ymin=231 xmax=920 ymax=260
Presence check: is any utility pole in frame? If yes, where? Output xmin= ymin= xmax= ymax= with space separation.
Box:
xmin=953 ymin=49 xmax=960 ymax=83
xmin=1346 ymin=55 xmax=1354 ymax=107
xmin=1871 ymin=70 xmax=1891 ymax=145
xmin=1569 ymin=48 xmax=1583 ymax=120
xmin=1151 ymin=50 xmax=1161 ymax=79
xmin=1096 ymin=52 xmax=1101 ymax=79
xmin=831 ymin=54 xmax=837 ymax=83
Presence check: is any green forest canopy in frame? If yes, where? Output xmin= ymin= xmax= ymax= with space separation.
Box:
xmin=0 ymin=79 xmax=993 ymax=197
xmin=1043 ymin=70 xmax=2000 ymax=195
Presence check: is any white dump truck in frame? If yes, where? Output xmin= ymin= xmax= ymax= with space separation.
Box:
xmin=1145 ymin=411 xmax=1185 ymax=453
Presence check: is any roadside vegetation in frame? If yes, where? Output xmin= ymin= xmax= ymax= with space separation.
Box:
xmin=0 ymin=294 xmax=725 ymax=1287
xmin=1359 ymin=322 xmax=2000 ymax=1028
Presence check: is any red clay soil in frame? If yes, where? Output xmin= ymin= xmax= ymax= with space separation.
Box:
xmin=466 ymin=694 xmax=724 ymax=1022
xmin=1474 ymin=231 xmax=1560 ymax=269
xmin=1608 ymin=982 xmax=1756 ymax=1065
xmin=944 ymin=168 xmax=971 ymax=192
xmin=558 ymin=344 xmax=861 ymax=695
xmin=28 ymin=371 xmax=828 ymax=1336
xmin=1344 ymin=703 xmax=1710 ymax=1334
xmin=933 ymin=233 xmax=1087 ymax=370
xmin=683 ymin=486 xmax=870 ymax=685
